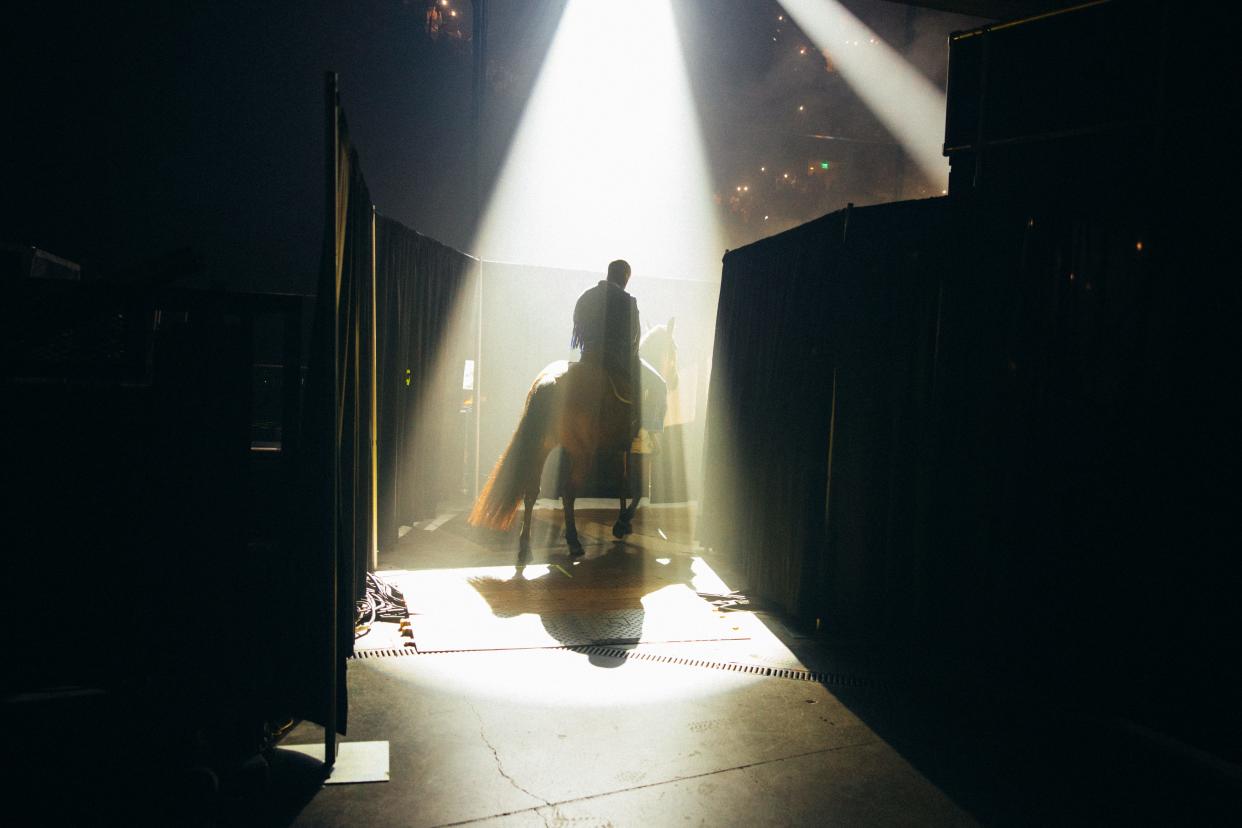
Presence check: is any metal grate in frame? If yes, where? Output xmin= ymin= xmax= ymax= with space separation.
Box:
xmin=349 ymin=644 xmax=884 ymax=689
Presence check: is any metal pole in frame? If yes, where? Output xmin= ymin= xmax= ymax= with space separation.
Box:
xmin=474 ymin=259 xmax=483 ymax=502
xmin=370 ymin=206 xmax=379 ymax=572
xmin=471 ymin=0 xmax=487 ymax=502
xmin=323 ymin=70 xmax=340 ymax=771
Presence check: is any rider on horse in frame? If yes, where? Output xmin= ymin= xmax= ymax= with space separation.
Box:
xmin=468 ymin=258 xmax=673 ymax=553
xmin=570 ymin=259 xmax=642 ymax=441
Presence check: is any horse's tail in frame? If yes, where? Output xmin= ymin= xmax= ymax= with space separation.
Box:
xmin=468 ymin=378 xmax=554 ymax=531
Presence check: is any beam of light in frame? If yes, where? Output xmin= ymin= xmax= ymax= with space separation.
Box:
xmin=472 ymin=0 xmax=723 ymax=280
xmin=461 ymin=0 xmax=724 ymax=512
xmin=779 ymin=0 xmax=949 ymax=188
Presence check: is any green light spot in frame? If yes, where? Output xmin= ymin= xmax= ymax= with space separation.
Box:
xmin=820 ymin=161 xmax=830 ymax=170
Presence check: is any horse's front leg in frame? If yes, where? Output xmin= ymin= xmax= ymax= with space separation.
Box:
xmin=563 ymin=490 xmax=583 ymax=557
xmin=613 ymin=450 xmax=635 ymax=539
xmin=616 ymin=450 xmax=628 ymax=531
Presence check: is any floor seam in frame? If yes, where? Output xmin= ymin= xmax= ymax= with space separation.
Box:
xmin=432 ymin=737 xmax=879 ymax=827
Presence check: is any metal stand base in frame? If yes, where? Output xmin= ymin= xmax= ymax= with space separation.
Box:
xmin=284 ymin=740 xmax=390 ymax=784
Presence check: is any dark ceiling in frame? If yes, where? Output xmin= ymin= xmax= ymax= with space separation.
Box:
xmin=891 ymin=0 xmax=1087 ymax=22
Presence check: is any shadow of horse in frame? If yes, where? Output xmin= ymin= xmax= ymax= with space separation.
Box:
xmin=466 ymin=543 xmax=697 ymax=667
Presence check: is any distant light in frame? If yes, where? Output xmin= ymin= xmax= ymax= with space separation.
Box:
xmin=736 ymin=186 xmax=741 ymax=191
xmin=819 ymin=161 xmax=830 ymax=169
xmin=760 ymin=166 xmax=766 ymax=172
xmin=783 ymin=172 xmax=789 ymax=179
xmin=798 ymin=104 xmax=805 ymax=111
xmin=942 ymin=189 xmax=948 ymax=194
xmin=440 ymin=0 xmax=448 ymax=5
xmin=764 ymin=215 xmax=769 ymax=220
xmin=742 ymin=185 xmax=749 ymax=191
xmin=778 ymin=14 xmax=784 ymax=20
xmin=450 ymin=9 xmax=457 ymax=15
xmin=799 ymin=47 xmax=807 ymax=55
xmin=1136 ymin=241 xmax=1144 ymax=252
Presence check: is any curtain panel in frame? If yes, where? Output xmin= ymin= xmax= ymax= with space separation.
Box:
xmin=376 ymin=217 xmax=475 ymax=550
xmin=701 ymin=198 xmax=955 ymax=630
xmin=302 ymin=112 xmax=375 ymax=731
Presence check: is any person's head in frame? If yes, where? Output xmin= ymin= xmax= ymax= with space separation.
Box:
xmin=606 ymin=259 xmax=631 ymax=288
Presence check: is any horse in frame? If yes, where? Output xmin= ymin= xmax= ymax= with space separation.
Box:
xmin=468 ymin=319 xmax=679 ymax=557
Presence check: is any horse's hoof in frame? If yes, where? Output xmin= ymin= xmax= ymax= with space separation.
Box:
xmin=612 ymin=520 xmax=632 ymax=539
xmin=568 ymin=541 xmax=585 ymax=557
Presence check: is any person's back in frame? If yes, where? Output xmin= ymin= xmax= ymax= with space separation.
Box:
xmin=572 ymin=259 xmax=640 ymax=382
xmin=572 ymin=259 xmax=641 ymax=437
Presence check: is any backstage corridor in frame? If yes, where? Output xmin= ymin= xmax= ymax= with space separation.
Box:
xmin=284 ymin=501 xmax=971 ymax=827
xmin=280 ymin=502 xmax=1232 ymax=827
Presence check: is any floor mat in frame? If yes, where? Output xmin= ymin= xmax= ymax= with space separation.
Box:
xmin=384 ymin=548 xmax=750 ymax=652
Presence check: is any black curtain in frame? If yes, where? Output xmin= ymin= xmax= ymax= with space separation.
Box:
xmin=376 ymin=217 xmax=475 ymax=550
xmin=701 ymin=189 xmax=1241 ymax=755
xmin=302 ymin=109 xmax=375 ymax=731
xmin=700 ymin=211 xmax=837 ymax=619
xmin=701 ymin=198 xmax=955 ymax=630
xmin=702 ymin=0 xmax=1242 ymax=762
xmin=302 ymin=91 xmax=479 ymax=732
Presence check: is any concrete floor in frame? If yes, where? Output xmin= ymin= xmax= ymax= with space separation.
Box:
xmin=278 ymin=502 xmax=1239 ymax=827
xmin=286 ymin=650 xmax=969 ymax=827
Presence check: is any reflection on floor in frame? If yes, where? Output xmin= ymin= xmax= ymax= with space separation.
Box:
xmin=285 ymin=503 xmax=975 ymax=827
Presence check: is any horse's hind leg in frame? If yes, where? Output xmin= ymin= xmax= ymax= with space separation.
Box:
xmin=518 ymin=488 xmax=537 ymax=563
xmin=518 ymin=450 xmax=548 ymax=562
xmin=563 ymin=454 xmax=586 ymax=557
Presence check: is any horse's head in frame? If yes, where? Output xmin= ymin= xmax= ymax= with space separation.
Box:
xmin=640 ymin=317 xmax=679 ymax=391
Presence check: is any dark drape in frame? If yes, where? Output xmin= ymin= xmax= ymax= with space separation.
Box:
xmin=302 ymin=85 xmax=479 ymax=733
xmin=375 ymin=217 xmax=475 ymax=550
xmin=701 ymin=184 xmax=1241 ymax=755
xmin=701 ymin=198 xmax=954 ymax=629
xmin=303 ymin=106 xmax=375 ymax=732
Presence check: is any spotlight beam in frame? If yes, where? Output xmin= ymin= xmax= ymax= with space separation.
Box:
xmin=780 ymin=0 xmax=949 ymax=187
xmin=472 ymin=0 xmax=722 ymax=280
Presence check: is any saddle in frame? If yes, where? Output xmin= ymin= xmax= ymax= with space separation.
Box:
xmin=569 ymin=353 xmax=639 ymax=448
